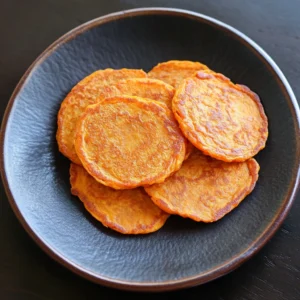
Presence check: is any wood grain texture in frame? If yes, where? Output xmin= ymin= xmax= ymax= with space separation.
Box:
xmin=0 ymin=0 xmax=299 ymax=299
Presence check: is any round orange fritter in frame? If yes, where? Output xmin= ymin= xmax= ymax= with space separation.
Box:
xmin=172 ymin=71 xmax=268 ymax=162
xmin=145 ymin=151 xmax=260 ymax=222
xmin=148 ymin=60 xmax=209 ymax=88
xmin=70 ymin=163 xmax=169 ymax=234
xmin=56 ymin=68 xmax=147 ymax=164
xmin=75 ymin=96 xmax=187 ymax=189
xmin=97 ymin=78 xmax=175 ymax=109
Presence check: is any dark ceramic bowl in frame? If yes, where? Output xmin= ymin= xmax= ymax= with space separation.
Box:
xmin=1 ymin=8 xmax=300 ymax=292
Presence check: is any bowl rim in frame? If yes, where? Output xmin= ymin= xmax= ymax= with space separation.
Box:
xmin=1 ymin=7 xmax=300 ymax=292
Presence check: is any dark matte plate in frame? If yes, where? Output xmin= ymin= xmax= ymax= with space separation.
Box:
xmin=1 ymin=8 xmax=300 ymax=292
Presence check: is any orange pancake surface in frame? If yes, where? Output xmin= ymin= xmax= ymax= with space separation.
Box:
xmin=75 ymin=96 xmax=187 ymax=189
xmin=70 ymin=164 xmax=169 ymax=234
xmin=148 ymin=60 xmax=209 ymax=88
xmin=172 ymin=71 xmax=268 ymax=162
xmin=145 ymin=151 xmax=260 ymax=222
xmin=96 ymin=78 xmax=196 ymax=160
xmin=98 ymin=78 xmax=196 ymax=159
xmin=56 ymin=68 xmax=147 ymax=164
xmin=97 ymin=78 xmax=175 ymax=109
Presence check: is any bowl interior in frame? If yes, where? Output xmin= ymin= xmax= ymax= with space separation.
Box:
xmin=2 ymin=11 xmax=299 ymax=289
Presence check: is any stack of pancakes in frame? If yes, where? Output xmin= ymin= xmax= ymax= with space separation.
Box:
xmin=56 ymin=61 xmax=268 ymax=234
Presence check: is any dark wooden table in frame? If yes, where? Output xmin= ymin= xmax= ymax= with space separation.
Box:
xmin=1 ymin=1 xmax=300 ymax=299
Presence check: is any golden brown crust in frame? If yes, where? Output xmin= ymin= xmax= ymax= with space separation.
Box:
xmin=148 ymin=60 xmax=209 ymax=88
xmin=172 ymin=70 xmax=268 ymax=162
xmin=56 ymin=69 xmax=147 ymax=164
xmin=75 ymin=96 xmax=187 ymax=189
xmin=145 ymin=151 xmax=260 ymax=222
xmin=70 ymin=163 xmax=169 ymax=234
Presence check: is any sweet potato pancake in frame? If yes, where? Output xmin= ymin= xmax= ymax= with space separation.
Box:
xmin=70 ymin=164 xmax=169 ymax=234
xmin=75 ymin=96 xmax=187 ymax=189
xmin=145 ymin=151 xmax=260 ymax=222
xmin=98 ymin=78 xmax=175 ymax=109
xmin=56 ymin=68 xmax=147 ymax=164
xmin=148 ymin=60 xmax=209 ymax=88
xmin=172 ymin=71 xmax=268 ymax=162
